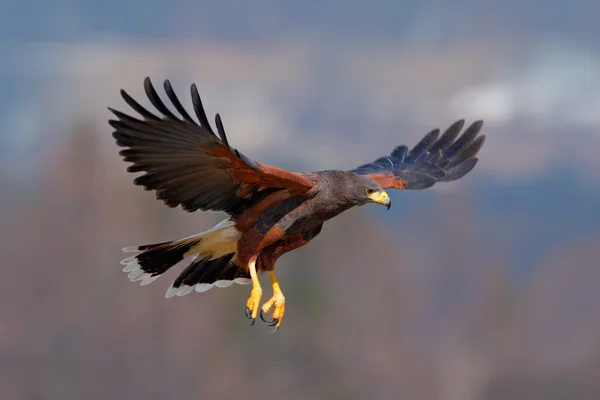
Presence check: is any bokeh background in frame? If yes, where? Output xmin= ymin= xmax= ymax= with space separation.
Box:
xmin=2 ymin=1 xmax=600 ymax=399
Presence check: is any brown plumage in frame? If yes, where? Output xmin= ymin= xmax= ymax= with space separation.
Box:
xmin=113 ymin=77 xmax=486 ymax=332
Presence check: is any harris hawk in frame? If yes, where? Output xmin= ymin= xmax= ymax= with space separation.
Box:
xmin=113 ymin=77 xmax=485 ymax=332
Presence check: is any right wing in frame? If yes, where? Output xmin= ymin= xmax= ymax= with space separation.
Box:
xmin=109 ymin=77 xmax=316 ymax=214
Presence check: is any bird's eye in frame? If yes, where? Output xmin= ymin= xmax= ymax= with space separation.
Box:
xmin=366 ymin=188 xmax=375 ymax=195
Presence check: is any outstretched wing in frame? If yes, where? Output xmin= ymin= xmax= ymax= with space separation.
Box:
xmin=351 ymin=120 xmax=485 ymax=190
xmin=109 ymin=77 xmax=315 ymax=214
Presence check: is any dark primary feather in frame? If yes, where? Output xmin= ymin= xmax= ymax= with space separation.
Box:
xmin=351 ymin=120 xmax=486 ymax=190
xmin=109 ymin=77 xmax=313 ymax=215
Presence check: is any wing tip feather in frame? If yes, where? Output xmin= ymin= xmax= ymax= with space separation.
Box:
xmin=352 ymin=118 xmax=486 ymax=189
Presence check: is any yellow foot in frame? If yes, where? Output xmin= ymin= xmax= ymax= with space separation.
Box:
xmin=259 ymin=273 xmax=285 ymax=333
xmin=244 ymin=258 xmax=262 ymax=325
xmin=244 ymin=286 xmax=263 ymax=325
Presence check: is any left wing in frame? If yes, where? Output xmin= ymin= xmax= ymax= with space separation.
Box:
xmin=350 ymin=120 xmax=485 ymax=190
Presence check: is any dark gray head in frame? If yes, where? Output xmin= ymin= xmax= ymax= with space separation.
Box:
xmin=319 ymin=171 xmax=391 ymax=209
xmin=350 ymin=174 xmax=391 ymax=209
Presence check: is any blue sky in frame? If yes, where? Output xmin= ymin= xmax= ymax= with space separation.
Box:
xmin=2 ymin=0 xmax=600 ymax=276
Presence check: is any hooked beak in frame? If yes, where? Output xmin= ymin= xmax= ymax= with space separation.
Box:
xmin=368 ymin=190 xmax=391 ymax=210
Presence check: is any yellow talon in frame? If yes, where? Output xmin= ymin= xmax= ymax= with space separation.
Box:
xmin=246 ymin=287 xmax=263 ymax=320
xmin=244 ymin=259 xmax=262 ymax=323
xmin=260 ymin=271 xmax=285 ymax=331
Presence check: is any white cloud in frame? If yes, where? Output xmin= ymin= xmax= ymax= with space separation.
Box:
xmin=16 ymin=38 xmax=600 ymax=184
xmin=450 ymin=83 xmax=516 ymax=124
xmin=450 ymin=43 xmax=600 ymax=129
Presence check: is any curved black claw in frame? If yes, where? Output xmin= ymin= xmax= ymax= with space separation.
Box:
xmin=259 ymin=309 xmax=272 ymax=323
xmin=269 ymin=325 xmax=279 ymax=334
xmin=259 ymin=309 xmax=279 ymax=327
xmin=259 ymin=308 xmax=279 ymax=333
xmin=245 ymin=307 xmax=256 ymax=325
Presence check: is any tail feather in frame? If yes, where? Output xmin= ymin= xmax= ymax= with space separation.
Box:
xmin=165 ymin=253 xmax=250 ymax=298
xmin=120 ymin=218 xmax=250 ymax=296
xmin=174 ymin=253 xmax=235 ymax=287
xmin=121 ymin=237 xmax=199 ymax=284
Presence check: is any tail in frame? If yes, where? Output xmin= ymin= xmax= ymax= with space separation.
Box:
xmin=120 ymin=219 xmax=250 ymax=297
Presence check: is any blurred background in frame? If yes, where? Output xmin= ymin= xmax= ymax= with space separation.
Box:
xmin=2 ymin=1 xmax=600 ymax=399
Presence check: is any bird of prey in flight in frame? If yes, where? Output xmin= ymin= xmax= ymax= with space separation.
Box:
xmin=112 ymin=77 xmax=485 ymax=332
